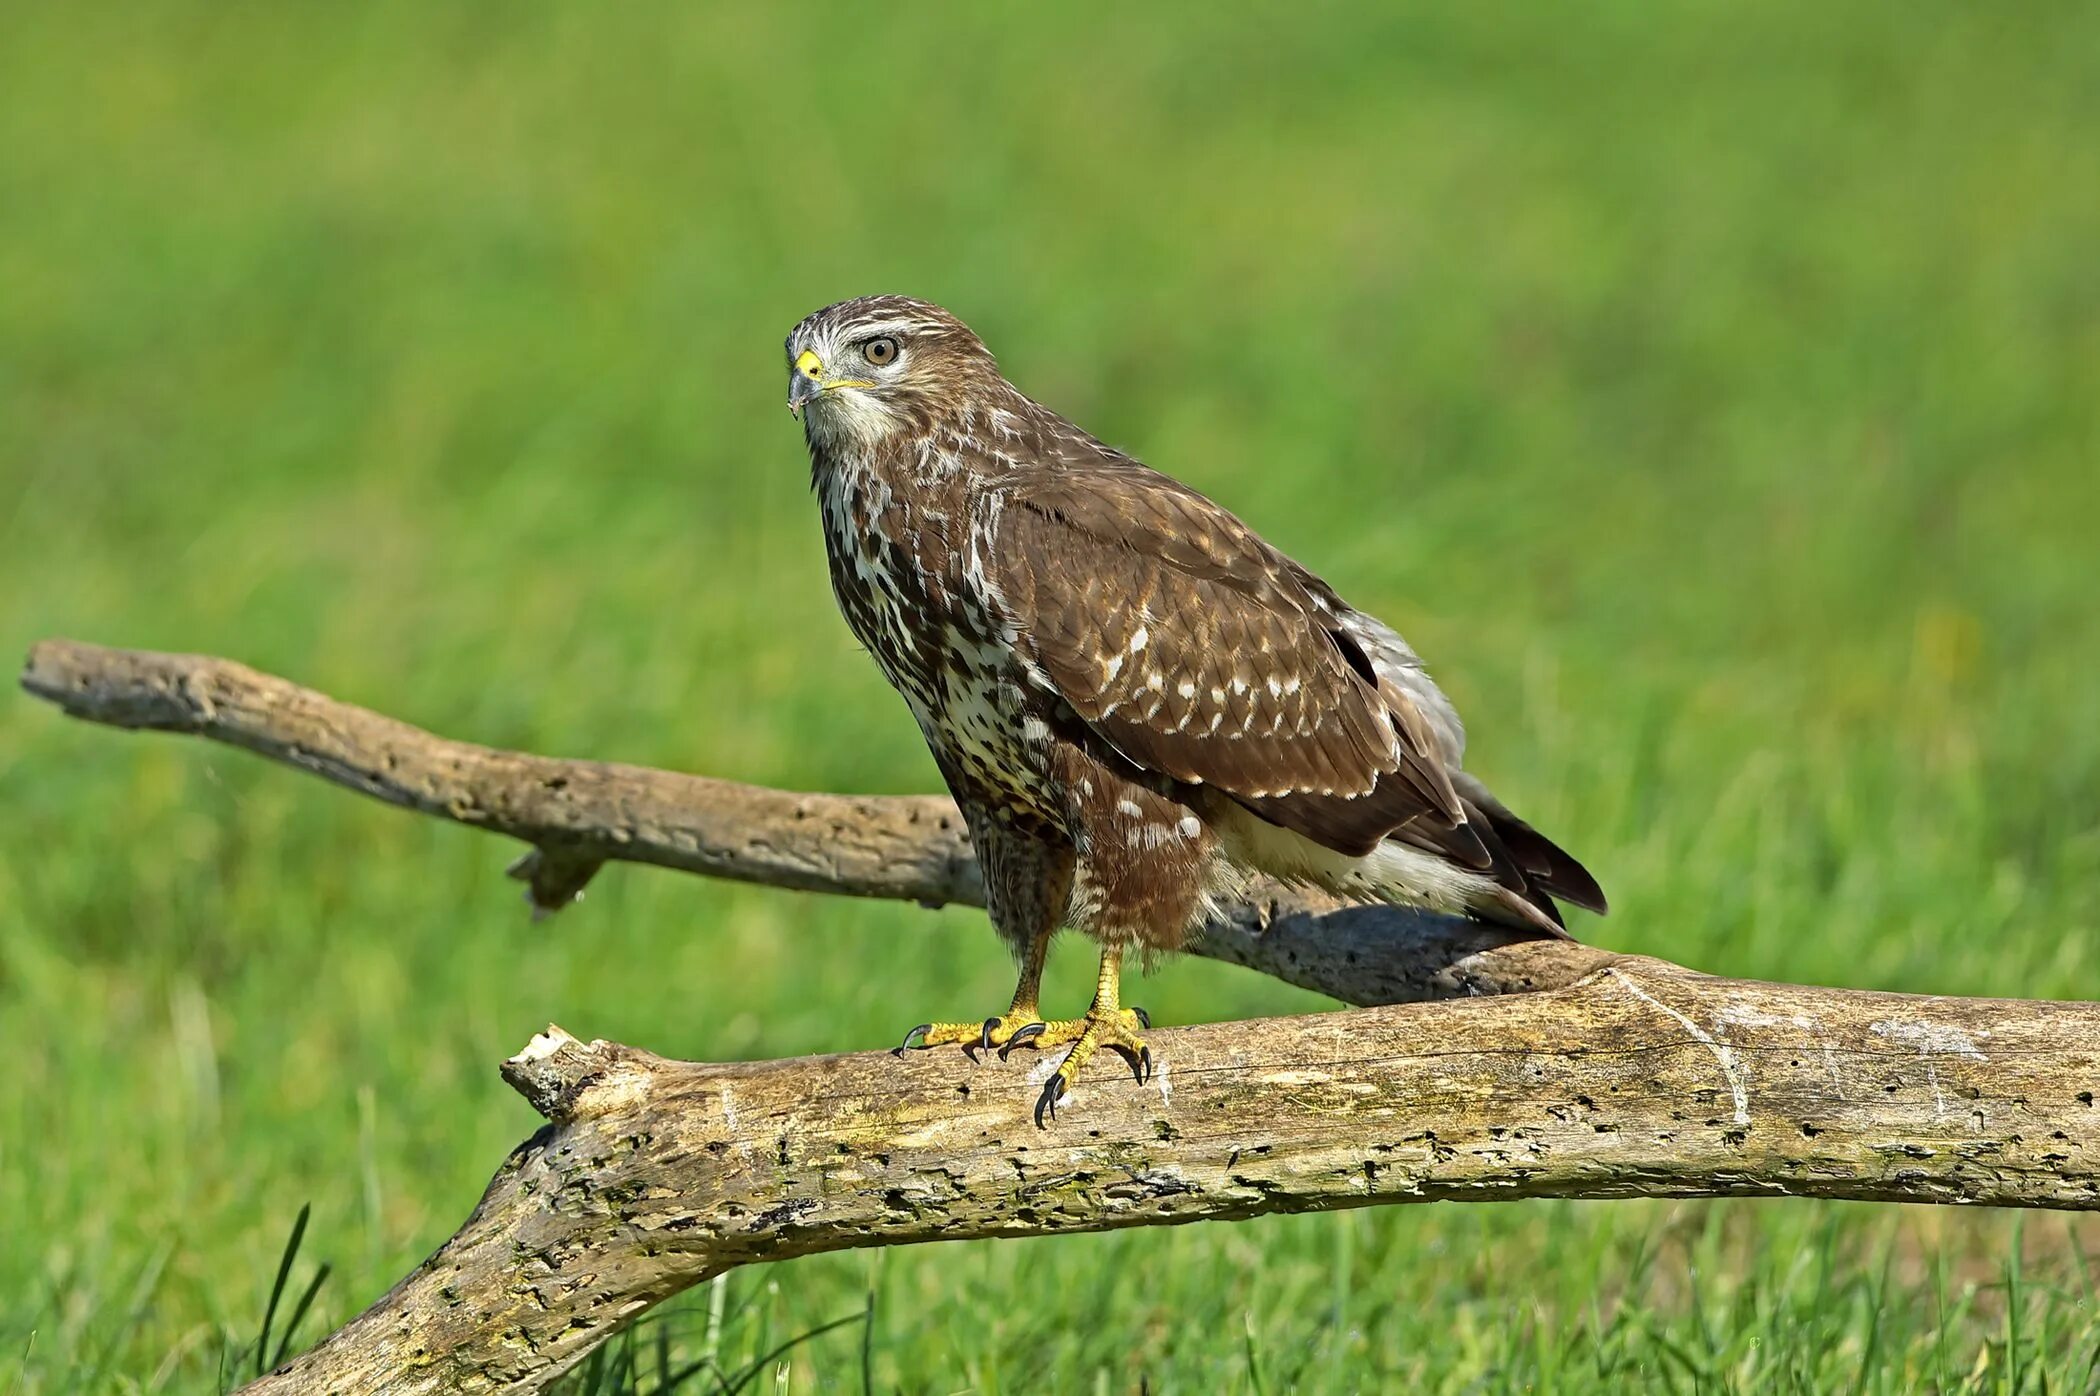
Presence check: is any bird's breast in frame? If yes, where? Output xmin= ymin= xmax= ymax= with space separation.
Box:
xmin=816 ymin=455 xmax=1057 ymax=824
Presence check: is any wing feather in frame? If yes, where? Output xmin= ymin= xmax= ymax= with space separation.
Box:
xmin=985 ymin=462 xmax=1462 ymax=852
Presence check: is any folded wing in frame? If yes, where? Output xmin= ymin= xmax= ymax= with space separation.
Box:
xmin=983 ymin=462 xmax=1490 ymax=869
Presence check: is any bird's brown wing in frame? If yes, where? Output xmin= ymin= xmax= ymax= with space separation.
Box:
xmin=983 ymin=463 xmax=1483 ymax=862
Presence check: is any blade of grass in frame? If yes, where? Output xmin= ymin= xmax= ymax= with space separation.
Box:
xmin=1935 ymin=1246 xmax=1955 ymax=1394
xmin=83 ymin=1237 xmax=175 ymax=1390
xmin=714 ymin=1313 xmax=864 ymax=1396
xmin=268 ymin=1262 xmax=332 ymax=1370
xmin=2006 ymin=1216 xmax=2026 ymax=1396
xmin=253 ymin=1204 xmax=310 ymax=1380
xmin=859 ymin=1289 xmax=875 ymax=1396
xmin=1244 ymin=1310 xmax=1269 ymax=1396
xmin=1849 ymin=1228 xmax=1899 ymax=1396
xmin=6 ymin=1330 xmax=33 ymax=1396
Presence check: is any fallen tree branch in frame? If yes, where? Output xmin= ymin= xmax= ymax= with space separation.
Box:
xmin=238 ymin=966 xmax=2100 ymax=1392
xmin=21 ymin=639 xmax=2100 ymax=1389
xmin=18 ymin=639 xmax=1612 ymax=1006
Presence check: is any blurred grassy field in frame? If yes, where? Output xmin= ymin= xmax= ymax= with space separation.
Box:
xmin=4 ymin=2 xmax=2098 ymax=1390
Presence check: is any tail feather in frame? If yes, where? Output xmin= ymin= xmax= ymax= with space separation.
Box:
xmin=1202 ymin=776 xmax=1604 ymax=942
xmin=1497 ymin=818 xmax=1608 ymax=914
xmin=1450 ymin=772 xmax=1608 ymax=926
xmin=1487 ymin=885 xmax=1573 ymax=939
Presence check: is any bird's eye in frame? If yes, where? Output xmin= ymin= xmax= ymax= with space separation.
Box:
xmin=862 ymin=336 xmax=899 ymax=366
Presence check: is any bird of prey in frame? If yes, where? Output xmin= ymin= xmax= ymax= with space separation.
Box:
xmin=785 ymin=295 xmax=1604 ymax=1124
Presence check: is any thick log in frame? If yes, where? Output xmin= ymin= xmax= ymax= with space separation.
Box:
xmin=18 ymin=638 xmax=1612 ymax=1007
xmin=23 ymin=638 xmax=2100 ymax=1391
xmin=240 ymin=965 xmax=2100 ymax=1392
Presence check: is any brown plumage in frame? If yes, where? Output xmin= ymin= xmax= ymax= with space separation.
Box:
xmin=785 ymin=295 xmax=1604 ymax=1119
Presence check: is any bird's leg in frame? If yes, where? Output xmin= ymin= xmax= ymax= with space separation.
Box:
xmin=893 ymin=922 xmax=1055 ymax=1058
xmin=1030 ymin=945 xmax=1151 ymax=1126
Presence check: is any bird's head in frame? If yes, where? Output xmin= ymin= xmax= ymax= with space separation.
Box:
xmin=784 ymin=295 xmax=998 ymax=447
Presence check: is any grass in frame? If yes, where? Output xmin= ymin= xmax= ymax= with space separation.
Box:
xmin=3 ymin=1 xmax=2097 ymax=1390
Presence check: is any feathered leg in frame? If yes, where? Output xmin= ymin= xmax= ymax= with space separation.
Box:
xmin=893 ymin=816 xmax=1075 ymax=1058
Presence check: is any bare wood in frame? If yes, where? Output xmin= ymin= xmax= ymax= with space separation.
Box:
xmin=22 ymin=639 xmax=2100 ymax=1388
xmin=240 ymin=965 xmax=2100 ymax=1392
xmin=18 ymin=638 xmax=1612 ymax=1006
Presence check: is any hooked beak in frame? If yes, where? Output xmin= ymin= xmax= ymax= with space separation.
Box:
xmin=787 ymin=348 xmax=825 ymax=417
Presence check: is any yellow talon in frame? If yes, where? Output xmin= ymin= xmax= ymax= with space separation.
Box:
xmin=894 ymin=1010 xmax=1046 ymax=1056
xmin=1035 ymin=948 xmax=1151 ymax=1126
xmin=887 ymin=943 xmax=1155 ymax=1127
xmin=1008 ymin=1007 xmax=1149 ymax=1053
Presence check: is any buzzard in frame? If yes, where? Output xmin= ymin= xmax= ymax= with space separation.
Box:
xmin=785 ymin=296 xmax=1604 ymax=1124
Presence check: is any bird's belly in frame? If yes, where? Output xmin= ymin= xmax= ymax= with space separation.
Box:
xmin=925 ymin=657 xmax=1061 ymax=828
xmin=825 ymin=536 xmax=1059 ymax=827
xmin=827 ymin=540 xmax=946 ymax=716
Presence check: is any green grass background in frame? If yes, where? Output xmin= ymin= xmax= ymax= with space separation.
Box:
xmin=4 ymin=2 xmax=2098 ymax=1390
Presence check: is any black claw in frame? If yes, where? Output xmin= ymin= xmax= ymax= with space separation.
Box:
xmin=998 ymin=1021 xmax=1048 ymax=1060
xmin=1132 ymin=1006 xmax=1152 ymax=1029
xmin=1035 ymin=1074 xmax=1063 ymax=1128
xmin=1108 ymin=1044 xmax=1149 ymax=1085
xmin=979 ymin=1017 xmax=1001 ymax=1051
xmin=893 ymin=1023 xmax=932 ymax=1055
